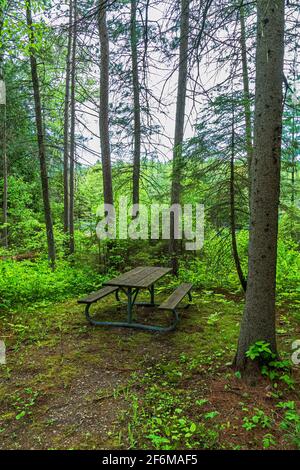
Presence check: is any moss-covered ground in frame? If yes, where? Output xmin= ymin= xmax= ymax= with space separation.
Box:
xmin=1 ymin=287 xmax=300 ymax=450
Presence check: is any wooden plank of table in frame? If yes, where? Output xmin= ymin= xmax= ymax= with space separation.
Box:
xmin=158 ymin=283 xmax=192 ymax=310
xmin=78 ymin=286 xmax=118 ymax=304
xmin=134 ymin=267 xmax=172 ymax=288
xmin=105 ymin=266 xmax=171 ymax=288
xmin=104 ymin=266 xmax=153 ymax=287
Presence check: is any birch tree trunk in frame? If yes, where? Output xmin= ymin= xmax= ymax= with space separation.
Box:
xmin=98 ymin=0 xmax=113 ymax=206
xmin=169 ymin=0 xmax=189 ymax=273
xmin=63 ymin=0 xmax=73 ymax=237
xmin=26 ymin=0 xmax=56 ymax=268
xmin=69 ymin=0 xmax=77 ymax=254
xmin=234 ymin=0 xmax=285 ymax=372
xmin=131 ymin=0 xmax=141 ymax=208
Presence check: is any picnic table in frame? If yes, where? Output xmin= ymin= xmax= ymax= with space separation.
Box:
xmin=78 ymin=266 xmax=192 ymax=332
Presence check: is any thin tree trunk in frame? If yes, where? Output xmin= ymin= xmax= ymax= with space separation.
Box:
xmin=63 ymin=0 xmax=73 ymax=236
xmin=0 ymin=4 xmax=8 ymax=248
xmin=240 ymin=4 xmax=253 ymax=183
xmin=169 ymin=0 xmax=189 ymax=274
xmin=234 ymin=0 xmax=285 ymax=372
xmin=26 ymin=0 xmax=56 ymax=268
xmin=69 ymin=0 xmax=77 ymax=255
xmin=291 ymin=105 xmax=296 ymax=206
xmin=230 ymin=105 xmax=247 ymax=292
xmin=131 ymin=0 xmax=141 ymax=208
xmin=2 ymin=101 xmax=7 ymax=248
xmin=98 ymin=0 xmax=113 ymax=206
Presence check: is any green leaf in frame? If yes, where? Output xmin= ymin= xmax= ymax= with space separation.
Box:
xmin=190 ymin=422 xmax=197 ymax=432
xmin=15 ymin=411 xmax=26 ymax=420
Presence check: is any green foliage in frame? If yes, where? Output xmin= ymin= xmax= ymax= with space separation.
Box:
xmin=246 ymin=341 xmax=275 ymax=362
xmin=245 ymin=341 xmax=295 ymax=390
xmin=276 ymin=237 xmax=300 ymax=299
xmin=177 ymin=225 xmax=300 ymax=300
xmin=135 ymin=386 xmax=219 ymax=450
xmin=277 ymin=401 xmax=300 ymax=449
xmin=12 ymin=388 xmax=39 ymax=421
xmin=122 ymin=356 xmax=221 ymax=450
xmin=0 ymin=258 xmax=108 ymax=310
xmin=242 ymin=408 xmax=272 ymax=431
xmin=262 ymin=433 xmax=276 ymax=449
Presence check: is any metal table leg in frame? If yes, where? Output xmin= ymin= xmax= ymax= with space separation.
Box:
xmin=149 ymin=284 xmax=155 ymax=306
xmin=127 ymin=287 xmax=132 ymax=323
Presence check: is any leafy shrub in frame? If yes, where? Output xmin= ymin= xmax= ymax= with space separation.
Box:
xmin=0 ymin=259 xmax=110 ymax=310
xmin=177 ymin=228 xmax=300 ymax=301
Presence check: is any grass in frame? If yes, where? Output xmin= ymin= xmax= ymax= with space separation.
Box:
xmin=0 ymin=288 xmax=300 ymax=450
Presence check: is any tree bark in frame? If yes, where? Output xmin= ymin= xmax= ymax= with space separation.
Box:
xmin=291 ymin=104 xmax=296 ymax=206
xmin=230 ymin=105 xmax=247 ymax=292
xmin=63 ymin=0 xmax=73 ymax=236
xmin=69 ymin=0 xmax=77 ymax=255
xmin=26 ymin=0 xmax=56 ymax=268
xmin=240 ymin=3 xmax=253 ymax=183
xmin=169 ymin=0 xmax=189 ymax=274
xmin=98 ymin=0 xmax=113 ymax=206
xmin=0 ymin=3 xmax=8 ymax=248
xmin=1 ymin=95 xmax=7 ymax=248
xmin=131 ymin=0 xmax=141 ymax=208
xmin=234 ymin=0 xmax=285 ymax=371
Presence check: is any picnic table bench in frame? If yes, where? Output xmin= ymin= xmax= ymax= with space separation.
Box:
xmin=78 ymin=266 xmax=193 ymax=332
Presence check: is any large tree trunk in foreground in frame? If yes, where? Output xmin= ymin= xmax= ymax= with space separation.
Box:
xmin=169 ymin=0 xmax=189 ymax=274
xmin=98 ymin=0 xmax=113 ymax=206
xmin=131 ymin=0 xmax=141 ymax=208
xmin=26 ymin=0 xmax=56 ymax=268
xmin=69 ymin=0 xmax=77 ymax=255
xmin=63 ymin=0 xmax=73 ymax=237
xmin=234 ymin=0 xmax=285 ymax=371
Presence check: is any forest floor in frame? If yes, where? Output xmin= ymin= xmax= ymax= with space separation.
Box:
xmin=1 ymin=287 xmax=300 ymax=450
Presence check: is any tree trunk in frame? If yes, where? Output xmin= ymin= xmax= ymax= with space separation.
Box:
xmin=240 ymin=4 xmax=253 ymax=183
xmin=1 ymin=96 xmax=7 ymax=248
xmin=98 ymin=0 xmax=113 ymax=206
xmin=26 ymin=0 xmax=56 ymax=268
xmin=69 ymin=0 xmax=77 ymax=255
xmin=131 ymin=0 xmax=141 ymax=208
xmin=234 ymin=0 xmax=285 ymax=372
xmin=0 ymin=3 xmax=8 ymax=248
xmin=169 ymin=0 xmax=189 ymax=274
xmin=63 ymin=0 xmax=73 ymax=236
xmin=291 ymin=105 xmax=296 ymax=206
xmin=230 ymin=105 xmax=247 ymax=292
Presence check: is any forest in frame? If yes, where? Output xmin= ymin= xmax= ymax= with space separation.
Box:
xmin=0 ymin=0 xmax=300 ymax=453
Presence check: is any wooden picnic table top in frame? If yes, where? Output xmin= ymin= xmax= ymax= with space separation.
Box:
xmin=104 ymin=266 xmax=172 ymax=289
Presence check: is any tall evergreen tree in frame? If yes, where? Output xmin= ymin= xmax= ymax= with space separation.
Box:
xmin=98 ymin=0 xmax=113 ymax=206
xmin=63 ymin=0 xmax=73 ymax=237
xmin=131 ymin=0 xmax=141 ymax=208
xmin=169 ymin=0 xmax=189 ymax=273
xmin=0 ymin=0 xmax=8 ymax=248
xmin=234 ymin=0 xmax=285 ymax=372
xmin=26 ymin=0 xmax=56 ymax=268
